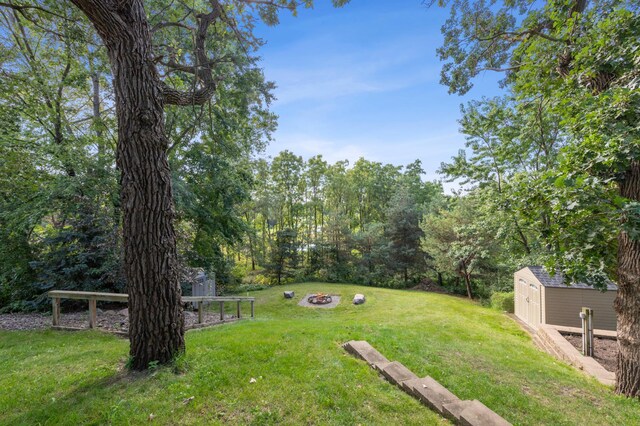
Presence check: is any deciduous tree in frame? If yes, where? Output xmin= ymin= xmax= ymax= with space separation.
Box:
xmin=435 ymin=0 xmax=640 ymax=395
xmin=0 ymin=0 xmax=348 ymax=369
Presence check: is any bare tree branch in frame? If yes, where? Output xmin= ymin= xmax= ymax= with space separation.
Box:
xmin=161 ymin=1 xmax=223 ymax=106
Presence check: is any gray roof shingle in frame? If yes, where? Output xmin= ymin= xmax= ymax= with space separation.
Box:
xmin=526 ymin=266 xmax=618 ymax=290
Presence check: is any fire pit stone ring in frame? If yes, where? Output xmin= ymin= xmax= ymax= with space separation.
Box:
xmin=307 ymin=293 xmax=333 ymax=305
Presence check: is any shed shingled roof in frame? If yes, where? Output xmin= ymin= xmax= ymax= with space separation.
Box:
xmin=525 ymin=266 xmax=618 ymax=290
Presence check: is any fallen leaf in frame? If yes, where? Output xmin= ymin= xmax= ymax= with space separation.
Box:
xmin=249 ymin=377 xmax=257 ymax=384
xmin=182 ymin=396 xmax=195 ymax=404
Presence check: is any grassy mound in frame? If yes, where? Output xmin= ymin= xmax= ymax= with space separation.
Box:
xmin=1 ymin=283 xmax=638 ymax=425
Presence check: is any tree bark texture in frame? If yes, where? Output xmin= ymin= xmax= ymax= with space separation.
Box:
xmin=615 ymin=160 xmax=640 ymax=397
xmin=71 ymin=0 xmax=184 ymax=369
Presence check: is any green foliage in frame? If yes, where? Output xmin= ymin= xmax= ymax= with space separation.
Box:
xmin=0 ymin=0 xmax=280 ymax=309
xmin=491 ymin=291 xmax=515 ymax=313
xmin=421 ymin=195 xmax=503 ymax=297
xmin=265 ymin=229 xmax=299 ymax=285
xmin=239 ymin=154 xmax=444 ymax=288
xmin=28 ymin=207 xmax=124 ymax=308
xmin=385 ymin=187 xmax=425 ymax=285
xmin=436 ymin=0 xmax=640 ymax=289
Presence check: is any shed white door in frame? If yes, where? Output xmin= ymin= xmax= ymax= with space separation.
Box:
xmin=516 ymin=277 xmax=540 ymax=328
xmin=517 ymin=279 xmax=528 ymax=322
xmin=528 ymin=282 xmax=540 ymax=328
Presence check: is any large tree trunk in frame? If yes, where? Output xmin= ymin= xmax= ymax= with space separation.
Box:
xmin=615 ymin=160 xmax=640 ymax=396
xmin=72 ymin=0 xmax=184 ymax=370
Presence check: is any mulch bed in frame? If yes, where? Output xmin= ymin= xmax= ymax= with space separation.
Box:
xmin=562 ymin=333 xmax=618 ymax=373
xmin=0 ymin=308 xmax=236 ymax=334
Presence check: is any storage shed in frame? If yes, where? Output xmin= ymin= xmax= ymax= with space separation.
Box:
xmin=514 ymin=266 xmax=618 ymax=331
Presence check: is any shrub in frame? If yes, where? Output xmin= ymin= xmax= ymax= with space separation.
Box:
xmin=491 ymin=291 xmax=514 ymax=313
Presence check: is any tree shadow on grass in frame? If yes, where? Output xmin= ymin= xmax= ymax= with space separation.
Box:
xmin=6 ymin=363 xmax=171 ymax=425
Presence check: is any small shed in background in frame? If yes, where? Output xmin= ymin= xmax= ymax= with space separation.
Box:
xmin=514 ymin=266 xmax=617 ymax=331
xmin=191 ymin=271 xmax=216 ymax=307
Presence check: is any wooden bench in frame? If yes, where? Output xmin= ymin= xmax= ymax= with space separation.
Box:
xmin=48 ymin=290 xmax=255 ymax=329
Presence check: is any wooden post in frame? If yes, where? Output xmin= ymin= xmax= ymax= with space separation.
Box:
xmin=237 ymin=301 xmax=241 ymax=319
xmin=219 ymin=301 xmax=224 ymax=321
xmin=88 ymin=299 xmax=97 ymax=329
xmin=52 ymin=297 xmax=60 ymax=326
xmin=198 ymin=301 xmax=203 ymax=324
xmin=251 ymin=300 xmax=254 ymax=319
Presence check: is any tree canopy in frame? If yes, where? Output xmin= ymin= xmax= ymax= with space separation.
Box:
xmin=435 ymin=0 xmax=640 ymax=396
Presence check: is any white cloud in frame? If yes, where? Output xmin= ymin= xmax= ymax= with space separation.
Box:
xmin=262 ymin=34 xmax=440 ymax=106
xmin=267 ymin=134 xmax=368 ymax=165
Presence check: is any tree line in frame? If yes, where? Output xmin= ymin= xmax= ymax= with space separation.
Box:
xmin=237 ymin=154 xmax=442 ymax=288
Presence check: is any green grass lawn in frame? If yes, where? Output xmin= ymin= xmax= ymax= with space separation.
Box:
xmin=1 ymin=283 xmax=638 ymax=425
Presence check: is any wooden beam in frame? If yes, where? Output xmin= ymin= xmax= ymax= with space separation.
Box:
xmin=182 ymin=296 xmax=255 ymax=302
xmin=48 ymin=290 xmax=128 ymax=302
xmin=48 ymin=291 xmax=253 ymax=304
xmin=251 ymin=300 xmax=254 ymax=319
xmin=237 ymin=301 xmax=241 ymax=319
xmin=198 ymin=301 xmax=203 ymax=324
xmin=219 ymin=301 xmax=224 ymax=321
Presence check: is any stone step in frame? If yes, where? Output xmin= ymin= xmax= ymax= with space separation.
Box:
xmin=342 ymin=341 xmax=512 ymax=424
xmin=380 ymin=361 xmax=418 ymax=386
xmin=402 ymin=376 xmax=460 ymax=415
xmin=459 ymin=399 xmax=512 ymax=426
xmin=443 ymin=400 xmax=474 ymax=423
xmin=342 ymin=340 xmax=390 ymax=370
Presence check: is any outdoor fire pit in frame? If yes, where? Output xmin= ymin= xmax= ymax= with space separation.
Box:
xmin=307 ymin=293 xmax=333 ymax=305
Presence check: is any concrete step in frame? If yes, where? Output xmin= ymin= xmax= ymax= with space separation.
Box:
xmin=402 ymin=376 xmax=460 ymax=415
xmin=443 ymin=400 xmax=475 ymax=423
xmin=342 ymin=341 xmax=513 ymax=424
xmin=342 ymin=340 xmax=390 ymax=370
xmin=459 ymin=399 xmax=512 ymax=426
xmin=380 ymin=361 xmax=418 ymax=386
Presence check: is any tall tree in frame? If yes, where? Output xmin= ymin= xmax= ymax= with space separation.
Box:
xmin=440 ymin=96 xmax=566 ymax=257
xmin=0 ymin=0 xmax=348 ymax=369
xmin=386 ymin=187 xmax=424 ymax=285
xmin=421 ymin=196 xmax=500 ymax=298
xmin=436 ymin=0 xmax=640 ymax=395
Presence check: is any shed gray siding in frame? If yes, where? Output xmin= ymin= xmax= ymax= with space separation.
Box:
xmin=543 ymin=287 xmax=617 ymax=331
xmin=513 ymin=266 xmax=617 ymax=331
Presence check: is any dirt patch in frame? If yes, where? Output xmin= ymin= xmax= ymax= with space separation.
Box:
xmin=562 ymin=333 xmax=617 ymax=373
xmin=0 ymin=313 xmax=51 ymax=331
xmin=0 ymin=309 xmax=236 ymax=333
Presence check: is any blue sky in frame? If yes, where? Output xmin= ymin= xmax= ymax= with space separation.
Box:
xmin=254 ymin=0 xmax=504 ymax=188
